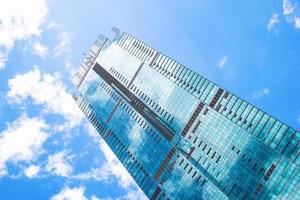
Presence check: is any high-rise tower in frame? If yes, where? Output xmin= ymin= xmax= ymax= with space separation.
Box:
xmin=73 ymin=31 xmax=300 ymax=200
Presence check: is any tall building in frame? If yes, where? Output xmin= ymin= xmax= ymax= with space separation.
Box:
xmin=72 ymin=30 xmax=300 ymax=200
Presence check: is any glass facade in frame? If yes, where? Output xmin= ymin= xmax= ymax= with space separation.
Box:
xmin=72 ymin=31 xmax=300 ymax=200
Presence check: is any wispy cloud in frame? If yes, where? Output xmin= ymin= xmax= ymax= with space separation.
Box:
xmin=216 ymin=55 xmax=235 ymax=79
xmin=0 ymin=0 xmax=48 ymax=69
xmin=282 ymin=0 xmax=300 ymax=29
xmin=53 ymin=32 xmax=71 ymax=56
xmin=252 ymin=88 xmax=270 ymax=98
xmin=47 ymin=22 xmax=58 ymax=30
xmin=217 ymin=55 xmax=228 ymax=69
xmin=283 ymin=0 xmax=295 ymax=16
xmin=267 ymin=14 xmax=279 ymax=30
xmin=32 ymin=42 xmax=48 ymax=58
xmin=295 ymin=17 xmax=300 ymax=29
xmin=46 ymin=151 xmax=73 ymax=177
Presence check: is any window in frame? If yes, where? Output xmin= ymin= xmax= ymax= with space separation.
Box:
xmin=224 ymin=92 xmax=229 ymax=99
xmin=163 ymin=112 xmax=167 ymax=118
xmin=183 ymin=163 xmax=189 ymax=170
xmin=179 ymin=159 xmax=184 ymax=166
xmin=201 ymin=180 xmax=206 ymax=187
xmin=193 ymin=137 xmax=198 ymax=144
xmin=198 ymin=140 xmax=203 ymax=147
xmin=166 ymin=114 xmax=171 ymax=121
xmin=216 ymin=104 xmax=222 ymax=112
xmin=203 ymin=108 xmax=209 ymax=115
xmin=211 ymin=152 xmax=216 ymax=159
xmin=205 ymin=149 xmax=210 ymax=156
xmin=196 ymin=175 xmax=202 ymax=182
xmin=192 ymin=121 xmax=201 ymax=133
xmin=192 ymin=171 xmax=197 ymax=178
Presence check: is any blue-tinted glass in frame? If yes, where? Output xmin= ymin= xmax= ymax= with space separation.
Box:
xmin=73 ymin=32 xmax=300 ymax=200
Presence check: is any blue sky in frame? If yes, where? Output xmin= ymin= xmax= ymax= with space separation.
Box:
xmin=0 ymin=0 xmax=299 ymax=199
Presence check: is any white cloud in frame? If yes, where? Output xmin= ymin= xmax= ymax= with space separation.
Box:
xmin=46 ymin=121 xmax=146 ymax=200
xmin=47 ymin=22 xmax=58 ymax=30
xmin=72 ymin=167 xmax=110 ymax=182
xmin=64 ymin=60 xmax=78 ymax=77
xmin=53 ymin=32 xmax=71 ymax=56
xmin=91 ymin=196 xmax=102 ymax=200
xmin=119 ymin=189 xmax=147 ymax=200
xmin=281 ymin=0 xmax=300 ymax=30
xmin=74 ymin=125 xmax=147 ymax=198
xmin=0 ymin=115 xmax=49 ymax=176
xmin=7 ymin=66 xmax=83 ymax=129
xmin=283 ymin=0 xmax=295 ymax=16
xmin=267 ymin=14 xmax=279 ymax=30
xmin=295 ymin=17 xmax=300 ymax=29
xmin=84 ymin=123 xmax=100 ymax=141
xmin=24 ymin=165 xmax=40 ymax=178
xmin=91 ymin=189 xmax=147 ymax=200
xmin=217 ymin=55 xmax=228 ymax=69
xmin=32 ymin=42 xmax=48 ymax=58
xmin=0 ymin=53 xmax=8 ymax=69
xmin=0 ymin=0 xmax=48 ymax=68
xmin=65 ymin=60 xmax=73 ymax=69
xmin=46 ymin=151 xmax=73 ymax=177
xmin=252 ymin=88 xmax=270 ymax=98
xmin=83 ymin=124 xmax=134 ymax=188
xmin=50 ymin=186 xmax=88 ymax=200
xmin=72 ymin=123 xmax=136 ymax=189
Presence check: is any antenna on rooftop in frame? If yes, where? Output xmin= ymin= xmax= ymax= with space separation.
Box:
xmin=111 ymin=26 xmax=120 ymax=34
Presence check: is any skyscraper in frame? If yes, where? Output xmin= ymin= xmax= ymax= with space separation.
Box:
xmin=72 ymin=30 xmax=300 ymax=200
